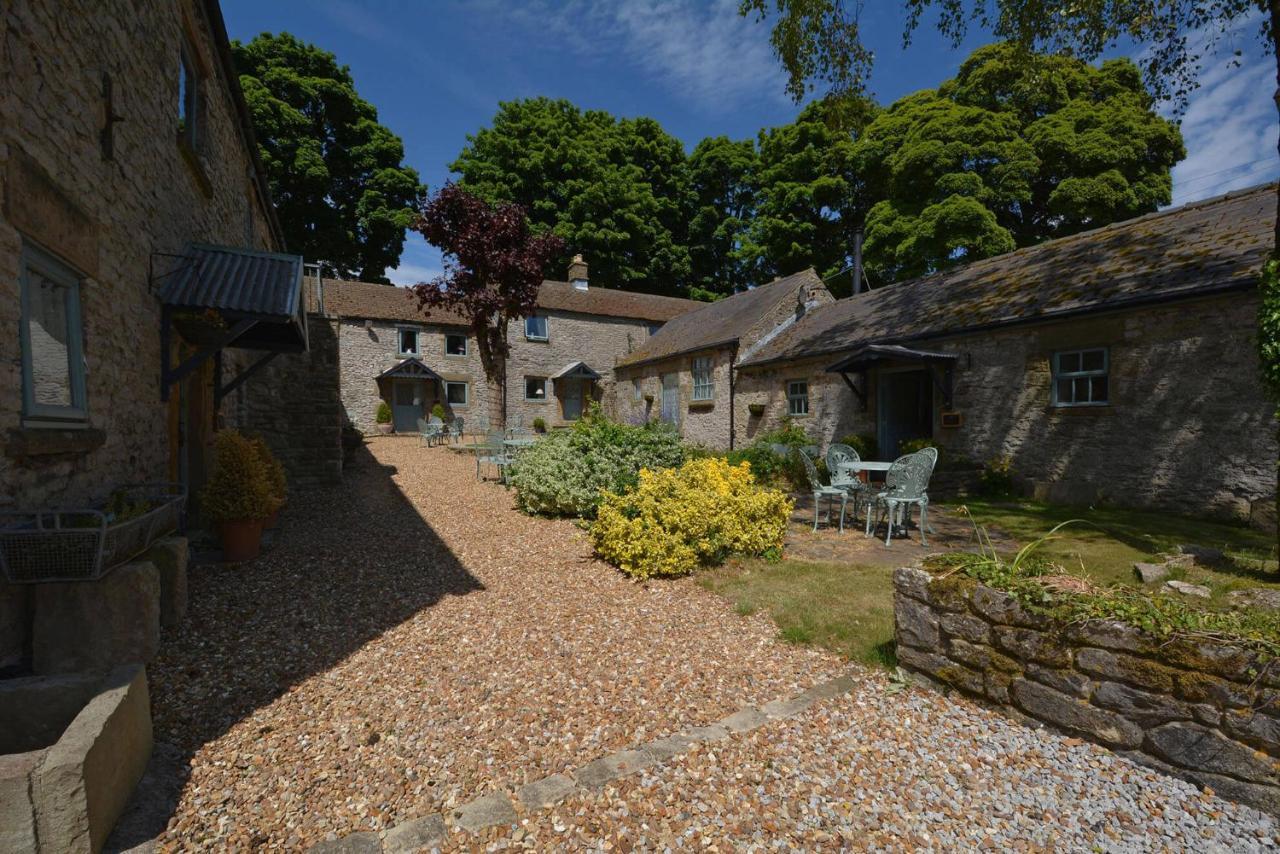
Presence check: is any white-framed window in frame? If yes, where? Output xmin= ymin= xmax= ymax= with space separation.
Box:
xmin=178 ymin=37 xmax=201 ymax=149
xmin=524 ymin=376 xmax=547 ymax=401
xmin=445 ymin=333 xmax=467 ymax=356
xmin=632 ymin=378 xmax=643 ymax=401
xmin=1052 ymin=348 xmax=1109 ymax=407
xmin=648 ymin=323 xmax=661 ymax=337
xmin=20 ymin=242 xmax=87 ymax=423
xmin=525 ymin=315 xmax=549 ymax=341
xmin=445 ymin=381 xmax=468 ymax=406
xmin=787 ymin=380 xmax=809 ymax=416
xmin=691 ymin=356 xmax=714 ymax=401
xmin=397 ymin=328 xmax=419 ymax=356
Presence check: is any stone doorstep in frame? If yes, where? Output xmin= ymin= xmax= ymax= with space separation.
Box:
xmin=307 ymin=668 xmax=861 ymax=851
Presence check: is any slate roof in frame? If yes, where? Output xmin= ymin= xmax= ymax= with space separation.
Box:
xmin=741 ymin=183 xmax=1276 ymax=369
xmin=617 ymin=269 xmax=824 ymax=368
xmin=319 ymin=278 xmax=698 ymax=326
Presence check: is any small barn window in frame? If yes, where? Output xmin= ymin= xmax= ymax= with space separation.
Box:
xmin=398 ymin=328 xmax=419 ymax=356
xmin=787 ymin=380 xmax=809 ymax=416
xmin=20 ymin=243 xmax=87 ymax=423
xmin=1052 ymin=348 xmax=1109 ymax=407
xmin=445 ymin=333 xmax=467 ymax=356
xmin=691 ymin=357 xmax=713 ymax=401
xmin=633 ymin=378 xmax=643 ymax=401
xmin=446 ymin=381 xmax=468 ymax=406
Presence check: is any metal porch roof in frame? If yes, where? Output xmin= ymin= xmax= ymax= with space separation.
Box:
xmin=160 ymin=244 xmax=305 ymax=318
xmin=826 ymin=344 xmax=958 ymax=373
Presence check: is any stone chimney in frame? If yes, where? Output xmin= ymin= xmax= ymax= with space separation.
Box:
xmin=568 ymin=254 xmax=589 ymax=290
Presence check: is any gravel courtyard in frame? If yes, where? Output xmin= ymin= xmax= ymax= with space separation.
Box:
xmin=144 ymin=438 xmax=1279 ymax=850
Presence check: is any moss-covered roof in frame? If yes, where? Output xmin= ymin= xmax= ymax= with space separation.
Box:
xmin=740 ymin=183 xmax=1276 ymax=369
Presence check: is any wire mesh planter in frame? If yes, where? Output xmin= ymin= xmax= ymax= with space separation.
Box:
xmin=0 ymin=483 xmax=186 ymax=583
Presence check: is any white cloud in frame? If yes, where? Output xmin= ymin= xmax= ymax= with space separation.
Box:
xmin=387 ymin=234 xmax=443 ymax=286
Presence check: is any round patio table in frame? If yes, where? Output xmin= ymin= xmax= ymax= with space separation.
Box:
xmin=503 ymin=438 xmax=536 ymax=449
xmin=839 ymin=460 xmax=892 ymax=484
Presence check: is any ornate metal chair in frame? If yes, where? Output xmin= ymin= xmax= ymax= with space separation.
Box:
xmin=449 ymin=416 xmax=465 ymax=445
xmin=798 ymin=449 xmax=853 ymax=532
xmin=826 ymin=443 xmax=868 ymax=523
xmin=476 ymin=429 xmax=513 ymax=481
xmin=865 ymin=451 xmax=935 ymax=546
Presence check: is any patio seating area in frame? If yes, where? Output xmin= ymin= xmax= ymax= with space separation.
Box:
xmin=796 ymin=442 xmax=939 ymax=546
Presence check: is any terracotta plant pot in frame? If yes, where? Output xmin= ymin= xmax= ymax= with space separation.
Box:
xmin=217 ymin=518 xmax=263 ymax=562
xmin=376 ymin=423 xmax=393 ymax=435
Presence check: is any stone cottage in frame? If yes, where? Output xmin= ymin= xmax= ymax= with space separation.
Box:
xmin=733 ymin=184 xmax=1277 ymax=523
xmin=329 ymin=255 xmax=698 ymax=434
xmin=611 ymin=269 xmax=834 ymax=448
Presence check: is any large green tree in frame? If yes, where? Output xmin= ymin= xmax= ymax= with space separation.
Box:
xmin=856 ymin=44 xmax=1184 ymax=280
xmin=233 ymin=32 xmax=423 ymax=282
xmin=687 ymin=136 xmax=759 ymax=299
xmin=451 ymin=98 xmax=693 ymax=295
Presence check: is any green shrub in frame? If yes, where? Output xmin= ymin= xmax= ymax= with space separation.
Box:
xmin=979 ymin=455 xmax=1016 ymax=497
xmin=899 ymin=437 xmax=938 ymax=458
xmin=249 ymin=436 xmax=288 ymax=505
xmin=506 ymin=406 xmax=685 ymax=517
xmin=532 ymin=416 xmax=547 ymax=432
xmin=591 ymin=457 xmax=793 ymax=578
xmin=837 ymin=433 xmax=877 ymax=459
xmin=201 ymin=430 xmax=278 ymax=522
xmin=431 ymin=402 xmax=446 ymax=420
xmin=375 ymin=401 xmax=392 ymax=424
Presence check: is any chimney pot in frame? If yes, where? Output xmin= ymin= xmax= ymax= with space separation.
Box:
xmin=569 ymin=254 xmax=589 ymax=290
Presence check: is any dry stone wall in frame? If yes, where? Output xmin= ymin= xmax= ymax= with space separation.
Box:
xmin=893 ymin=565 xmax=1280 ymax=815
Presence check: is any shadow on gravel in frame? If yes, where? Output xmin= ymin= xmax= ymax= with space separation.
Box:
xmin=107 ymin=442 xmax=482 ymax=851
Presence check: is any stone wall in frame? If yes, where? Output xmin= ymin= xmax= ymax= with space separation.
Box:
xmin=735 ymin=355 xmax=865 ymax=449
xmin=0 ymin=0 xmax=279 ymax=510
xmin=611 ymin=347 xmax=736 ymax=448
xmin=893 ymin=565 xmax=1280 ymax=815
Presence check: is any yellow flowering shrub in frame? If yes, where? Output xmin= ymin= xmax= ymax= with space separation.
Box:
xmin=591 ymin=457 xmax=793 ymax=579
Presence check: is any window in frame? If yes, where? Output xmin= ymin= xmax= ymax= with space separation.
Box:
xmin=1052 ymin=348 xmax=1109 ymax=407
xmin=20 ymin=243 xmax=87 ymax=423
xmin=787 ymin=380 xmax=809 ymax=416
xmin=648 ymin=323 xmax=661 ymax=337
xmin=445 ymin=381 xmax=468 ymax=406
xmin=525 ymin=315 xmax=548 ymax=341
xmin=445 ymin=333 xmax=467 ymax=356
xmin=177 ymin=38 xmax=201 ymax=148
xmin=524 ymin=377 xmax=547 ymax=401
xmin=691 ymin=357 xmax=714 ymax=401
xmin=633 ymin=378 xmax=643 ymax=401
xmin=398 ymin=328 xmax=419 ymax=356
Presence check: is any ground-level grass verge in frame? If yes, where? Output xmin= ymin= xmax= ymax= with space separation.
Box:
xmin=700 ymin=559 xmax=898 ymax=668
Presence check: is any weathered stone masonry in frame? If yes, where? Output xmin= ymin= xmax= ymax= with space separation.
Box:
xmin=893 ymin=565 xmax=1280 ymax=816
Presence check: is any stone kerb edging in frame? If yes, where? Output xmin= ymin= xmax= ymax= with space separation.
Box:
xmin=892 ymin=565 xmax=1280 ymax=816
xmin=308 ymin=672 xmax=860 ymax=852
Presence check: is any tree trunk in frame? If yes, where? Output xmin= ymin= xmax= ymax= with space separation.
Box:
xmin=475 ymin=319 xmax=509 ymax=433
xmin=1271 ymin=0 xmax=1280 ymax=551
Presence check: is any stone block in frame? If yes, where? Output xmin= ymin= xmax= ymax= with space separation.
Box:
xmin=0 ymin=750 xmax=41 ymax=854
xmin=893 ymin=566 xmax=931 ymax=602
xmin=985 ymin=671 xmax=1013 ymax=705
xmin=516 ymin=773 xmax=577 ymax=810
xmin=1174 ymin=670 xmax=1252 ymax=709
xmin=947 ymin=638 xmax=1019 ymax=674
xmin=0 ymin=581 xmax=30 ymax=669
xmin=1075 ymin=648 xmax=1176 ymax=693
xmin=760 ymin=695 xmax=814 ymax=719
xmin=449 ymin=791 xmax=516 ymax=833
xmin=719 ymin=707 xmax=769 ymax=734
xmin=383 ymin=814 xmax=446 ymax=852
xmin=1132 ymin=562 xmax=1169 ymax=584
xmin=1010 ymin=678 xmax=1142 ymax=749
xmin=1227 ymin=588 xmax=1280 ymax=613
xmin=970 ymin=585 xmax=1046 ymax=628
xmin=1162 ymin=638 xmax=1259 ymax=682
xmin=1222 ymin=710 xmax=1280 ymax=755
xmin=926 ymin=574 xmax=973 ymax=612
xmin=896 ymin=596 xmax=940 ymax=649
xmin=309 ymin=832 xmax=381 ymax=853
xmin=940 ymin=612 xmax=990 ymax=645
xmin=0 ymin=671 xmax=101 ymax=753
xmin=1065 ymin=621 xmax=1156 ymax=655
xmin=1025 ymin=663 xmax=1093 ymax=700
xmin=1145 ymin=722 xmax=1279 ymax=784
xmin=1092 ymin=681 xmax=1193 ymax=728
xmin=33 ymin=561 xmax=160 ymax=674
xmin=799 ymin=673 xmax=858 ymax=702
xmin=897 ymin=645 xmax=984 ymax=696
xmin=574 ymin=749 xmax=653 ymax=790
xmin=33 ymin=665 xmax=152 ymax=854
xmin=1164 ymin=579 xmax=1211 ymax=599
xmin=143 ymin=537 xmax=188 ymax=628
xmin=993 ymin=626 xmax=1071 ymax=668
xmin=1179 ymin=544 xmax=1225 ymax=564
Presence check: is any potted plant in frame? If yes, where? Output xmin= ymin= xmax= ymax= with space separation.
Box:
xmin=375 ymin=400 xmax=394 ymax=434
xmin=431 ymin=402 xmax=447 ymax=421
xmin=250 ymin=436 xmax=288 ymax=530
xmin=201 ymin=430 xmax=277 ymax=562
xmin=532 ymin=416 xmax=547 ymax=433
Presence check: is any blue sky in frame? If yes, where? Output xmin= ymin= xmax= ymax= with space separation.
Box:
xmin=220 ymin=0 xmax=1279 ymax=285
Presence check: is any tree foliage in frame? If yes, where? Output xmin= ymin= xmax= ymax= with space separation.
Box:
xmin=687 ymin=136 xmax=759 ymax=300
xmin=409 ymin=185 xmax=564 ymax=426
xmin=856 ymin=44 xmax=1185 ymax=280
xmin=451 ymin=98 xmax=693 ymax=295
xmin=233 ymin=32 xmax=424 ymax=282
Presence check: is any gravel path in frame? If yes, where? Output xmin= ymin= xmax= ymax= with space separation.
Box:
xmin=149 ymin=438 xmax=1280 ymax=850
xmin=149 ymin=439 xmax=838 ymax=848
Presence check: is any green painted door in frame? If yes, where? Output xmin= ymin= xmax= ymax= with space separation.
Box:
xmin=877 ymin=370 xmax=932 ymax=458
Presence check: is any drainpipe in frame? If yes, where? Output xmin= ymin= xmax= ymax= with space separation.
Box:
xmin=729 ymin=342 xmax=738 ymax=450
xmin=851 ymin=228 xmax=864 ymax=295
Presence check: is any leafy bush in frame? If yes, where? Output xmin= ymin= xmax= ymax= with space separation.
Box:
xmin=979 ymin=455 xmax=1016 ymax=497
xmin=725 ymin=420 xmax=819 ymax=490
xmin=375 ymin=401 xmax=392 ymax=424
xmin=532 ymin=416 xmax=547 ymax=432
xmin=506 ymin=407 xmax=685 ymax=517
xmin=431 ymin=402 xmax=446 ymax=420
xmin=201 ymin=430 xmax=278 ymax=522
xmin=249 ymin=436 xmax=288 ymax=505
xmin=591 ymin=458 xmax=793 ymax=578
xmin=899 ymin=437 xmax=938 ymax=458
xmin=837 ymin=433 xmax=878 ymax=460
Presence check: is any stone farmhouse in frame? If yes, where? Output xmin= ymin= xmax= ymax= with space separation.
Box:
xmin=327 ymin=255 xmax=697 ymax=434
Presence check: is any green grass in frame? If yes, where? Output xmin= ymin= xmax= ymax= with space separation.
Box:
xmin=700 ymin=558 xmax=898 ymax=668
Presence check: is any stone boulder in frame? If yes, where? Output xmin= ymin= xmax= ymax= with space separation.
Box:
xmin=33 ymin=561 xmax=159 ymax=674
xmin=1227 ymin=588 xmax=1280 ymax=613
xmin=143 ymin=537 xmax=188 ymax=628
xmin=1132 ymin=562 xmax=1169 ymax=584
xmin=1163 ymin=580 xmax=1211 ymax=599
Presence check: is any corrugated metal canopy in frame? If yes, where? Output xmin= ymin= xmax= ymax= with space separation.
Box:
xmin=552 ymin=361 xmax=601 ymax=380
xmin=377 ymin=358 xmax=442 ymax=381
xmin=826 ymin=344 xmax=958 ymax=373
xmin=160 ymin=244 xmax=304 ymax=318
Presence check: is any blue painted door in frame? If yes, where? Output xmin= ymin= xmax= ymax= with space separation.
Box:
xmin=392 ymin=380 xmax=423 ymax=432
xmin=561 ymin=378 xmax=582 ymax=421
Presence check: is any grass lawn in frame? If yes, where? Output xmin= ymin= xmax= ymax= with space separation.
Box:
xmin=704 ymin=501 xmax=1279 ymax=670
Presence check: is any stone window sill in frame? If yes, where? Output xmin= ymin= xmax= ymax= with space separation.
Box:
xmin=689 ymin=399 xmax=715 ymax=410
xmin=1048 ymin=404 xmax=1114 ymax=417
xmin=6 ymin=426 xmax=106 ymax=460
xmin=178 ymin=137 xmax=213 ymax=198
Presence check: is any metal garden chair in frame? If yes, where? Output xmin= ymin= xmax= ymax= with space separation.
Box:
xmin=865 ymin=451 xmax=935 ymax=546
xmin=449 ymin=416 xmax=465 ymax=445
xmin=418 ymin=417 xmax=443 ymax=447
xmin=826 ymin=443 xmax=869 ymax=524
xmin=798 ymin=448 xmax=853 ymax=532
xmin=476 ymin=429 xmax=513 ymax=482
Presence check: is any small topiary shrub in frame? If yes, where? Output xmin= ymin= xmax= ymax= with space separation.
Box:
xmin=979 ymin=455 xmax=1016 ymax=497
xmin=201 ymin=430 xmax=278 ymax=522
xmin=249 ymin=436 xmax=288 ymax=506
xmin=375 ymin=401 xmax=392 ymax=424
xmin=837 ymin=433 xmax=877 ymax=460
xmin=431 ymin=402 xmax=447 ymax=420
xmin=591 ymin=457 xmax=793 ymax=578
xmin=506 ymin=406 xmax=685 ymax=517
xmin=532 ymin=416 xmax=547 ymax=432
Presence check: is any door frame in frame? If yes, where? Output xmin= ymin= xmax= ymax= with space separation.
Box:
xmin=876 ymin=367 xmax=933 ymax=459
xmin=391 ymin=378 xmax=425 ymax=432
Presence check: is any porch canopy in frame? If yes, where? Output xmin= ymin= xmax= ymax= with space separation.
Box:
xmin=377 ymin=357 xmax=443 ymax=382
xmin=551 ymin=361 xmax=602 ymax=381
xmin=158 ymin=243 xmax=307 ymax=403
xmin=825 ymin=343 xmax=959 ymax=409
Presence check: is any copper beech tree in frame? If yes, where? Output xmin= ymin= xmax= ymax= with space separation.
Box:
xmin=409 ymin=184 xmax=565 ymax=428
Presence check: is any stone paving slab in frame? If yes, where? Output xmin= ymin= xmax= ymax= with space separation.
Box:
xmin=515 ymin=774 xmax=575 ymax=810
xmin=382 ymin=814 xmax=445 ymax=853
xmin=448 ymin=791 xmax=516 ymax=833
